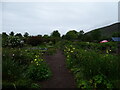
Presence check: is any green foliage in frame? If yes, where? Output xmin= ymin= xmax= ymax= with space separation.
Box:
xmin=91 ymin=30 xmax=101 ymax=41
xmin=50 ymin=30 xmax=61 ymax=44
xmin=3 ymin=79 xmax=41 ymax=89
xmin=82 ymin=34 xmax=93 ymax=42
xmin=46 ymin=47 xmax=57 ymax=55
xmin=2 ymin=36 xmax=24 ymax=47
xmin=26 ymin=62 xmax=52 ymax=81
xmin=2 ymin=46 xmax=52 ymax=89
xmin=14 ymin=79 xmax=32 ymax=88
xmin=77 ymin=30 xmax=84 ymax=40
xmin=92 ymin=74 xmax=113 ymax=89
xmin=15 ymin=33 xmax=22 ymax=37
xmin=23 ymin=32 xmax=29 ymax=37
xmin=26 ymin=36 xmax=42 ymax=46
xmin=63 ymin=41 xmax=120 ymax=89
xmin=76 ymin=74 xmax=113 ymax=89
xmin=2 ymin=48 xmax=34 ymax=65
xmin=2 ymin=32 xmax=8 ymax=38
xmin=42 ymin=34 xmax=50 ymax=43
xmin=2 ymin=81 xmax=15 ymax=89
xmin=9 ymin=31 xmax=14 ymax=36
xmin=2 ymin=58 xmax=24 ymax=81
xmin=112 ymin=32 xmax=120 ymax=37
xmin=31 ymin=83 xmax=41 ymax=88
xmin=51 ymin=30 xmax=60 ymax=38
xmin=64 ymin=30 xmax=78 ymax=40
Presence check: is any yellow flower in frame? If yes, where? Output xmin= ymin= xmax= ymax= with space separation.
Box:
xmin=106 ymin=50 xmax=109 ymax=54
xmin=67 ymin=55 xmax=69 ymax=58
xmin=34 ymin=59 xmax=37 ymax=61
xmin=71 ymin=51 xmax=73 ymax=53
xmin=73 ymin=48 xmax=75 ymax=50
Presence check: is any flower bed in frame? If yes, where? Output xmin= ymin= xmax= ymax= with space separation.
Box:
xmin=2 ymin=47 xmax=52 ymax=89
xmin=62 ymin=41 xmax=120 ymax=89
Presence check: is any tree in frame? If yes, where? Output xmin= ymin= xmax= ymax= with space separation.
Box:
xmin=2 ymin=32 xmax=8 ymax=38
xmin=43 ymin=34 xmax=50 ymax=43
xmin=64 ymin=30 xmax=78 ymax=40
xmin=43 ymin=34 xmax=49 ymax=38
xmin=50 ymin=30 xmax=61 ymax=44
xmin=37 ymin=34 xmax=42 ymax=37
xmin=78 ymin=30 xmax=84 ymax=41
xmin=2 ymin=32 xmax=8 ymax=47
xmin=26 ymin=36 xmax=42 ymax=46
xmin=24 ymin=32 xmax=29 ymax=37
xmin=62 ymin=35 xmax=65 ymax=39
xmin=9 ymin=31 xmax=14 ymax=36
xmin=15 ymin=33 xmax=22 ymax=37
xmin=51 ymin=30 xmax=60 ymax=38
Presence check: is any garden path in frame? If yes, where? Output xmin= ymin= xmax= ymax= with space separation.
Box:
xmin=40 ymin=50 xmax=76 ymax=88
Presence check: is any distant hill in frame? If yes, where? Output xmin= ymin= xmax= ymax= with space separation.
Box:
xmin=85 ymin=22 xmax=120 ymax=38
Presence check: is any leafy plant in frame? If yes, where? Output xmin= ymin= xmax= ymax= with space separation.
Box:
xmin=26 ymin=62 xmax=52 ymax=81
xmin=63 ymin=42 xmax=120 ymax=89
xmin=31 ymin=83 xmax=41 ymax=88
xmin=46 ymin=47 xmax=57 ymax=55
xmin=2 ymin=46 xmax=52 ymax=89
xmin=2 ymin=36 xmax=24 ymax=48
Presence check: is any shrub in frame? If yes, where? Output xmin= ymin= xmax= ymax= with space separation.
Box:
xmin=2 ymin=36 xmax=24 ymax=48
xmin=26 ymin=62 xmax=52 ymax=81
xmin=2 ymin=46 xmax=52 ymax=88
xmin=26 ymin=36 xmax=43 ymax=46
xmin=2 ymin=48 xmax=34 ymax=65
xmin=2 ymin=81 xmax=15 ymax=89
xmin=14 ymin=79 xmax=32 ymax=88
xmin=2 ymin=58 xmax=25 ymax=81
xmin=31 ymin=83 xmax=41 ymax=88
xmin=63 ymin=43 xmax=120 ymax=89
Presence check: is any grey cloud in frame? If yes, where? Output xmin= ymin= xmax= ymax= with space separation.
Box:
xmin=1 ymin=2 xmax=118 ymax=35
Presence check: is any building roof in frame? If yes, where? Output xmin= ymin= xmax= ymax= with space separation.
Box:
xmin=112 ymin=37 xmax=120 ymax=41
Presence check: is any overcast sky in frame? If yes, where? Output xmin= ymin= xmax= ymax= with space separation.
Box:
xmin=1 ymin=2 xmax=118 ymax=36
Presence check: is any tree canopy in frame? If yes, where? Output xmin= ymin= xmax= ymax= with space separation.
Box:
xmin=63 ymin=30 xmax=78 ymax=40
xmin=9 ymin=31 xmax=14 ymax=36
xmin=24 ymin=32 xmax=29 ymax=37
xmin=51 ymin=30 xmax=60 ymax=38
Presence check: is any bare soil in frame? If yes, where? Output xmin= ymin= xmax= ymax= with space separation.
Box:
xmin=40 ymin=50 xmax=76 ymax=88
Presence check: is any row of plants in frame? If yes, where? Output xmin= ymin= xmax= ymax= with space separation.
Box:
xmin=2 ymin=36 xmax=24 ymax=48
xmin=74 ymin=41 xmax=118 ymax=54
xmin=2 ymin=47 xmax=52 ymax=89
xmin=2 ymin=31 xmax=61 ymax=48
xmin=62 ymin=41 xmax=120 ymax=89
